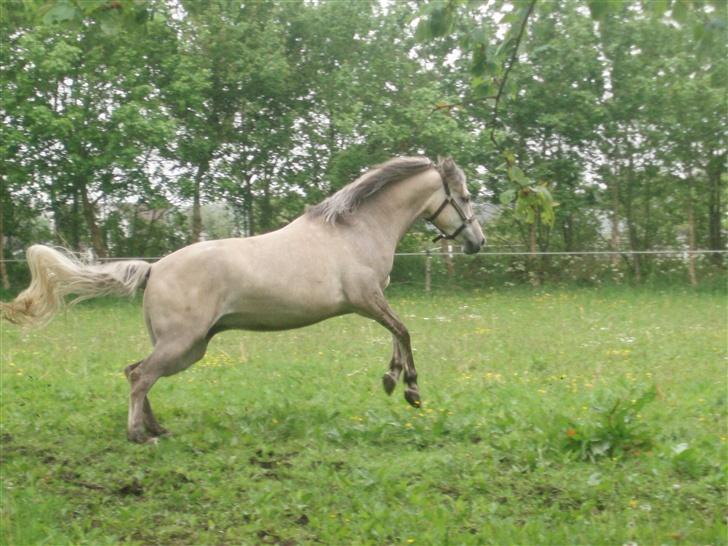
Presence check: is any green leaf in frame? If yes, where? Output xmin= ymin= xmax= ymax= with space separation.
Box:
xmin=499 ymin=188 xmax=516 ymax=205
xmin=670 ymin=0 xmax=688 ymax=23
xmin=468 ymin=26 xmax=488 ymax=46
xmin=507 ymin=165 xmax=528 ymax=186
xmin=649 ymin=0 xmax=670 ymax=18
xmin=587 ymin=0 xmax=612 ymax=20
xmin=472 ymin=79 xmax=493 ymax=98
xmin=42 ymin=0 xmax=79 ymax=24
xmin=99 ymin=11 xmax=122 ymax=35
xmin=587 ymin=472 xmax=602 ymax=486
xmin=631 ymin=385 xmax=657 ymax=413
xmin=415 ymin=18 xmax=434 ymax=41
xmin=470 ymin=44 xmax=487 ymax=76
xmin=81 ymin=0 xmax=109 ymax=16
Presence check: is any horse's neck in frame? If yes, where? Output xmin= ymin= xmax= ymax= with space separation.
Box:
xmin=356 ymin=170 xmax=441 ymax=255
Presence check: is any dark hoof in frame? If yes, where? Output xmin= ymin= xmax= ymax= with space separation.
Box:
xmin=127 ymin=430 xmax=151 ymax=444
xmin=127 ymin=430 xmax=160 ymax=444
xmin=382 ymin=373 xmax=397 ymax=395
xmin=148 ymin=427 xmax=170 ymax=438
xmin=404 ymin=388 xmax=421 ymax=408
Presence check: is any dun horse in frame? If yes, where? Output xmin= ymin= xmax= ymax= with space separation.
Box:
xmin=1 ymin=157 xmax=485 ymax=443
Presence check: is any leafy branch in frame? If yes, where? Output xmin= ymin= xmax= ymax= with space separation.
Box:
xmin=414 ymin=0 xmax=555 ymax=229
xmin=489 ymin=0 xmax=537 ymax=150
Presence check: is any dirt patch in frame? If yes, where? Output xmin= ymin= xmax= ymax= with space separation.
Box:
xmin=293 ymin=514 xmax=309 ymax=526
xmin=116 ymin=478 xmax=144 ymax=496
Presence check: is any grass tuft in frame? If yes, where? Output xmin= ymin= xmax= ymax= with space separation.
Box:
xmin=555 ymin=384 xmax=657 ymax=462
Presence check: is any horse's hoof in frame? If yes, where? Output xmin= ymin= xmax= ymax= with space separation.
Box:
xmin=148 ymin=426 xmax=170 ymax=437
xmin=404 ymin=388 xmax=421 ymax=408
xmin=128 ymin=429 xmax=161 ymax=444
xmin=127 ymin=430 xmax=150 ymax=444
xmin=382 ymin=373 xmax=397 ymax=395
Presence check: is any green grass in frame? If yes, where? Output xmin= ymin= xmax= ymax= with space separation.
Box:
xmin=1 ymin=287 xmax=726 ymax=545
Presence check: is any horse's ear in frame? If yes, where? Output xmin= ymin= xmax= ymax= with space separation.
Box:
xmin=438 ymin=156 xmax=456 ymax=175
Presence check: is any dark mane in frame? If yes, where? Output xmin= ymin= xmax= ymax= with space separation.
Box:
xmin=307 ymin=157 xmax=435 ymax=223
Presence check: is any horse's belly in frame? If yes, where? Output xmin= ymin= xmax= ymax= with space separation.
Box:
xmin=212 ymin=307 xmax=346 ymax=333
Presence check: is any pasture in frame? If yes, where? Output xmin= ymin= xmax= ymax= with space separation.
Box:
xmin=1 ymin=287 xmax=725 ymax=545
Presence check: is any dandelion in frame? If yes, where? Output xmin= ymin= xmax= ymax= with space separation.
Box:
xmin=629 ymin=499 xmax=638 ymax=509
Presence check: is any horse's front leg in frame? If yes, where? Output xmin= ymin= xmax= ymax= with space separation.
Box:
xmin=356 ymin=290 xmax=420 ymax=407
xmin=382 ymin=336 xmax=403 ymax=395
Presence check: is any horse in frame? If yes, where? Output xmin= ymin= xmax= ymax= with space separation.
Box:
xmin=1 ymin=156 xmax=485 ymax=443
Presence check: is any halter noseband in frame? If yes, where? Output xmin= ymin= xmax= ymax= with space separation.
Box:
xmin=425 ymin=165 xmax=476 ymax=243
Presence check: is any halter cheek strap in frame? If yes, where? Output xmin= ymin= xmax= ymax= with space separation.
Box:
xmin=425 ymin=166 xmax=476 ymax=243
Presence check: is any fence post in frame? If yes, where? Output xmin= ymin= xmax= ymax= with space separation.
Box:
xmin=425 ymin=250 xmax=432 ymax=293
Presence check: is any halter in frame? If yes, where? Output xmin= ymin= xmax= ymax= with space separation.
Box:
xmin=425 ymin=165 xmax=476 ymax=243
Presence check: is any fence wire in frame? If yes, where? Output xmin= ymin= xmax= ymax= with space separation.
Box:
xmin=1 ymin=249 xmax=726 ymax=262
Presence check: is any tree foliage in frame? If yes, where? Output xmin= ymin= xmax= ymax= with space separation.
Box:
xmin=1 ymin=0 xmax=725 ymax=286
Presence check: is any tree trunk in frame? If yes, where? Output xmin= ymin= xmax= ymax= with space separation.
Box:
xmin=79 ymin=183 xmax=107 ymax=258
xmin=259 ymin=176 xmax=274 ymax=233
xmin=609 ymin=174 xmax=620 ymax=268
xmin=686 ymin=181 xmax=697 ymax=287
xmin=440 ymin=238 xmax=454 ymax=281
xmin=0 ymin=192 xmax=9 ymax=289
xmin=529 ymin=221 xmax=540 ymax=286
xmin=623 ymin=159 xmax=641 ymax=283
xmin=707 ymin=151 xmax=725 ymax=266
xmin=71 ymin=189 xmax=81 ymax=251
xmin=244 ymin=174 xmax=256 ymax=236
xmin=190 ymin=162 xmax=207 ymax=243
xmin=424 ymin=250 xmax=432 ymax=293
xmin=561 ymin=213 xmax=574 ymax=251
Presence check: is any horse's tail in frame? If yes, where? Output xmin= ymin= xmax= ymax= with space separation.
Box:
xmin=0 ymin=245 xmax=152 ymax=327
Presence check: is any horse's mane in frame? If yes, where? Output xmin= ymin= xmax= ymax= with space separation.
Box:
xmin=307 ymin=157 xmax=436 ymax=223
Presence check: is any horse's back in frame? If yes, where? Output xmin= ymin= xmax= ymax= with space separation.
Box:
xmin=143 ymin=225 xmax=350 ymax=338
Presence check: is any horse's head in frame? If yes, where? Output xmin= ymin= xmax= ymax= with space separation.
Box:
xmin=425 ymin=158 xmax=485 ymax=255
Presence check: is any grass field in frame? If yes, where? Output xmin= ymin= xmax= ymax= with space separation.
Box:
xmin=1 ymin=287 xmax=726 ymax=545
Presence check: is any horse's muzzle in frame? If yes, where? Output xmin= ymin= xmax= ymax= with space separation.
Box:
xmin=463 ymin=237 xmax=484 ymax=255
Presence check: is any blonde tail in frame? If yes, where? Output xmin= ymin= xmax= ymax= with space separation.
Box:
xmin=0 ymin=245 xmax=152 ymax=327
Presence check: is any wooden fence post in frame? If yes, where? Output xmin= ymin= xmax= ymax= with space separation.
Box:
xmin=425 ymin=250 xmax=432 ymax=293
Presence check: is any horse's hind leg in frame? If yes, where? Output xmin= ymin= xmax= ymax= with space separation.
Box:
xmin=382 ymin=336 xmax=403 ymax=395
xmin=124 ymin=361 xmax=167 ymax=437
xmin=127 ymin=339 xmax=208 ymax=443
